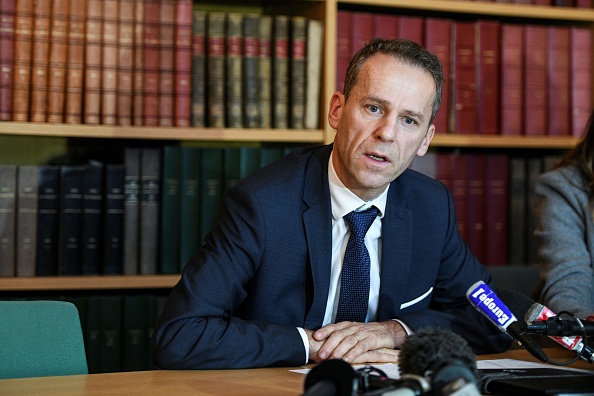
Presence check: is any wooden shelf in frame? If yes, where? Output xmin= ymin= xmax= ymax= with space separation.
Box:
xmin=0 ymin=122 xmax=326 ymax=143
xmin=431 ymin=134 xmax=580 ymax=149
xmin=0 ymin=275 xmax=181 ymax=291
xmin=340 ymin=0 xmax=594 ymax=22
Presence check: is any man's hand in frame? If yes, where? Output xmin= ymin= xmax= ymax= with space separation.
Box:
xmin=306 ymin=320 xmax=408 ymax=364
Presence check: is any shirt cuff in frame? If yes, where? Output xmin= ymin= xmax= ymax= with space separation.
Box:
xmin=393 ymin=319 xmax=414 ymax=335
xmin=297 ymin=327 xmax=309 ymax=364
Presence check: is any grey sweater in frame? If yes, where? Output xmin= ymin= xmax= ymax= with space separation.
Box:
xmin=534 ymin=164 xmax=594 ymax=318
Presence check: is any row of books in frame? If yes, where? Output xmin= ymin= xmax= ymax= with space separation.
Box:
xmin=0 ymin=1 xmax=324 ymax=129
xmin=410 ymin=152 xmax=560 ymax=266
xmin=0 ymin=145 xmax=296 ymax=277
xmin=338 ymin=11 xmax=592 ymax=137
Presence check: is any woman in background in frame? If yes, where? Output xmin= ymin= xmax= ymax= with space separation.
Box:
xmin=534 ymin=112 xmax=594 ymax=320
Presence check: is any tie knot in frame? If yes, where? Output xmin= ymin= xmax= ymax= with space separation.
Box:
xmin=344 ymin=206 xmax=379 ymax=238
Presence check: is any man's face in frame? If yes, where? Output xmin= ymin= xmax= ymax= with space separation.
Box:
xmin=328 ymin=54 xmax=436 ymax=201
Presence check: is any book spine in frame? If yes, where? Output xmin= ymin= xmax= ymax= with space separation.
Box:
xmin=158 ymin=0 xmax=175 ymax=127
xmin=122 ymin=295 xmax=149 ymax=371
xmin=452 ymin=21 xmax=477 ymax=134
xmin=160 ymin=146 xmax=181 ymax=274
xmin=206 ymin=12 xmax=225 ymax=127
xmin=424 ymin=18 xmax=451 ymax=134
xmin=500 ymin=23 xmax=524 ymax=136
xmin=290 ymin=16 xmax=307 ymax=129
xmin=173 ymin=0 xmax=193 ymax=127
xmin=29 ymin=0 xmax=51 ymax=123
xmin=46 ymin=0 xmax=70 ymax=124
xmin=60 ymin=165 xmax=85 ymax=275
xmin=12 ymin=0 xmax=33 ymax=122
xmin=142 ymin=0 xmax=160 ymax=126
xmin=0 ymin=0 xmax=16 ymax=120
xmin=191 ymin=10 xmax=206 ymax=127
xmin=570 ymin=27 xmax=592 ymax=137
xmin=350 ymin=12 xmax=373 ymax=57
xmin=99 ymin=296 xmax=123 ymax=373
xmin=272 ymin=15 xmax=289 ymax=129
xmin=0 ymin=165 xmax=17 ymax=277
xmin=179 ymin=146 xmax=200 ymax=270
xmin=132 ymin=0 xmax=144 ymax=125
xmin=242 ymin=14 xmax=260 ymax=128
xmin=476 ymin=20 xmax=501 ymax=135
xmin=398 ymin=16 xmax=424 ymax=45
xmin=257 ymin=15 xmax=272 ymax=128
xmin=84 ymin=0 xmax=103 ymax=125
xmin=304 ymin=19 xmax=324 ymax=130
xmin=485 ymin=155 xmax=509 ymax=266
xmin=508 ymin=157 xmax=527 ymax=264
xmin=117 ymin=0 xmax=135 ymax=126
xmin=199 ymin=147 xmax=223 ymax=243
xmin=64 ymin=0 xmax=86 ymax=124
xmin=336 ymin=11 xmax=351 ymax=93
xmin=16 ymin=165 xmax=38 ymax=276
xmin=465 ymin=155 xmax=486 ymax=263
xmin=123 ymin=147 xmax=140 ymax=275
xmin=101 ymin=0 xmax=119 ymax=125
xmin=36 ymin=166 xmax=60 ymax=276
xmin=103 ymin=164 xmax=125 ymax=274
xmin=372 ymin=13 xmax=398 ymax=39
xmin=524 ymin=24 xmax=548 ymax=136
xmin=225 ymin=13 xmax=243 ymax=128
xmin=81 ymin=164 xmax=104 ymax=275
xmin=139 ymin=148 xmax=160 ymax=275
xmin=547 ymin=26 xmax=570 ymax=136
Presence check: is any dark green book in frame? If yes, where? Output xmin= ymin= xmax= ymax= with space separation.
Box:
xmin=239 ymin=146 xmax=260 ymax=179
xmin=123 ymin=148 xmax=140 ymax=275
xmin=259 ymin=147 xmax=284 ymax=168
xmin=225 ymin=13 xmax=243 ymax=128
xmin=85 ymin=296 xmax=101 ymax=374
xmin=59 ymin=165 xmax=85 ymax=275
xmin=272 ymin=15 xmax=289 ymax=129
xmin=242 ymin=14 xmax=260 ymax=128
xmin=103 ymin=164 xmax=125 ymax=274
xmin=290 ymin=16 xmax=307 ymax=129
xmin=82 ymin=163 xmax=104 ymax=275
xmin=122 ymin=295 xmax=148 ymax=371
xmin=36 ymin=166 xmax=61 ymax=276
xmin=160 ymin=146 xmax=181 ymax=274
xmin=191 ymin=10 xmax=206 ymax=127
xmin=0 ymin=164 xmax=17 ymax=277
xmin=224 ymin=147 xmax=241 ymax=192
xmin=99 ymin=295 xmax=122 ymax=373
xmin=139 ymin=148 xmax=161 ymax=275
xmin=199 ymin=147 xmax=223 ymax=243
xmin=180 ymin=146 xmax=200 ymax=270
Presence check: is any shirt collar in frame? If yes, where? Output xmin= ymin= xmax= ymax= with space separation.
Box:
xmin=328 ymin=150 xmax=388 ymax=221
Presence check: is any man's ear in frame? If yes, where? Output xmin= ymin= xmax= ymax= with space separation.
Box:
xmin=327 ymin=92 xmax=345 ymax=129
xmin=416 ymin=124 xmax=435 ymax=156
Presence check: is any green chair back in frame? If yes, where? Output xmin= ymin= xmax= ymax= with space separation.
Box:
xmin=0 ymin=300 xmax=88 ymax=379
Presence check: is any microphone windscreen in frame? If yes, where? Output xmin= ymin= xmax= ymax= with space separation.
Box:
xmin=498 ymin=290 xmax=535 ymax=325
xmin=525 ymin=303 xmax=547 ymax=323
xmin=399 ymin=328 xmax=477 ymax=377
xmin=304 ymin=359 xmax=356 ymax=396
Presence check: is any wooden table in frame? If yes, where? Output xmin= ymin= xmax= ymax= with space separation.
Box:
xmin=0 ymin=348 xmax=591 ymax=395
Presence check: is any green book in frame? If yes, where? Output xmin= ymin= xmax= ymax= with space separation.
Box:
xmin=122 ymin=295 xmax=148 ymax=371
xmin=180 ymin=146 xmax=200 ymax=271
xmin=200 ymin=147 xmax=224 ymax=243
xmin=239 ymin=146 xmax=260 ymax=179
xmin=99 ymin=296 xmax=122 ymax=373
xmin=85 ymin=296 xmax=101 ymax=374
xmin=160 ymin=146 xmax=181 ymax=274
xmin=223 ymin=147 xmax=241 ymax=192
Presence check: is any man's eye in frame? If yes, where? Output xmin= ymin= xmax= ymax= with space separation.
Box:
xmin=403 ymin=117 xmax=416 ymax=125
xmin=368 ymin=105 xmax=380 ymax=113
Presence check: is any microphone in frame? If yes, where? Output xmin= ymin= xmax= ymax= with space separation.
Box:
xmin=525 ymin=304 xmax=594 ymax=337
xmin=466 ymin=281 xmax=548 ymax=362
xmin=524 ymin=302 xmax=594 ymax=364
xmin=399 ymin=328 xmax=480 ymax=396
xmin=303 ymin=359 xmax=358 ymax=396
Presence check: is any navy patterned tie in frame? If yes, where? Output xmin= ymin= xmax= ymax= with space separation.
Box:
xmin=335 ymin=206 xmax=379 ymax=323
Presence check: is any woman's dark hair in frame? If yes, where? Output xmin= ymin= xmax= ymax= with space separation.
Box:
xmin=342 ymin=38 xmax=444 ymax=123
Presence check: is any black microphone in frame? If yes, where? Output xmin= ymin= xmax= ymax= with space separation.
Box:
xmin=399 ymin=328 xmax=480 ymax=396
xmin=466 ymin=281 xmax=548 ymax=363
xmin=524 ymin=305 xmax=594 ymax=337
xmin=303 ymin=359 xmax=358 ymax=396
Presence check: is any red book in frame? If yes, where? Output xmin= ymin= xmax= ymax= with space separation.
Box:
xmin=466 ymin=155 xmax=486 ymax=263
xmin=84 ymin=0 xmax=103 ymax=125
xmin=485 ymin=155 xmax=509 ymax=266
xmin=46 ymin=0 xmax=70 ymax=124
xmin=12 ymin=0 xmax=33 ymax=122
xmin=476 ymin=20 xmax=500 ymax=135
xmin=435 ymin=153 xmax=452 ymax=192
xmin=142 ymin=0 xmax=160 ymax=126
xmin=116 ymin=0 xmax=136 ymax=126
xmin=570 ymin=27 xmax=592 ymax=137
xmin=158 ymin=0 xmax=175 ymax=127
xmin=547 ymin=26 xmax=570 ymax=136
xmin=101 ymin=0 xmax=119 ymax=125
xmin=450 ymin=153 xmax=468 ymax=241
xmin=500 ymin=23 xmax=524 ymax=136
xmin=576 ymin=0 xmax=592 ymax=7
xmin=132 ymin=0 xmax=144 ymax=126
xmin=30 ymin=0 xmax=51 ymax=123
xmin=373 ymin=13 xmax=398 ymax=39
xmin=336 ymin=10 xmax=351 ymax=92
xmin=173 ymin=0 xmax=192 ymax=127
xmin=64 ymin=0 xmax=86 ymax=124
xmin=398 ymin=15 xmax=424 ymax=45
xmin=0 ymin=0 xmax=15 ymax=120
xmin=350 ymin=12 xmax=373 ymax=57
xmin=452 ymin=21 xmax=477 ymax=134
xmin=524 ymin=25 xmax=548 ymax=136
xmin=424 ymin=18 xmax=451 ymax=134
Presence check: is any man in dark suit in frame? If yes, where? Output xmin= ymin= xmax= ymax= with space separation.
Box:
xmin=153 ymin=38 xmax=512 ymax=369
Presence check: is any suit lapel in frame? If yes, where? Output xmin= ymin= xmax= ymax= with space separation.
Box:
xmin=302 ymin=146 xmax=333 ymax=329
xmin=377 ymin=182 xmax=413 ymax=319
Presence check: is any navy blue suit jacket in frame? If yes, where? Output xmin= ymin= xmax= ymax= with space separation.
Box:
xmin=153 ymin=144 xmax=511 ymax=369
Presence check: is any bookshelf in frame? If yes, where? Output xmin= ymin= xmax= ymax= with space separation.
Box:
xmin=0 ymin=0 xmax=592 ymax=287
